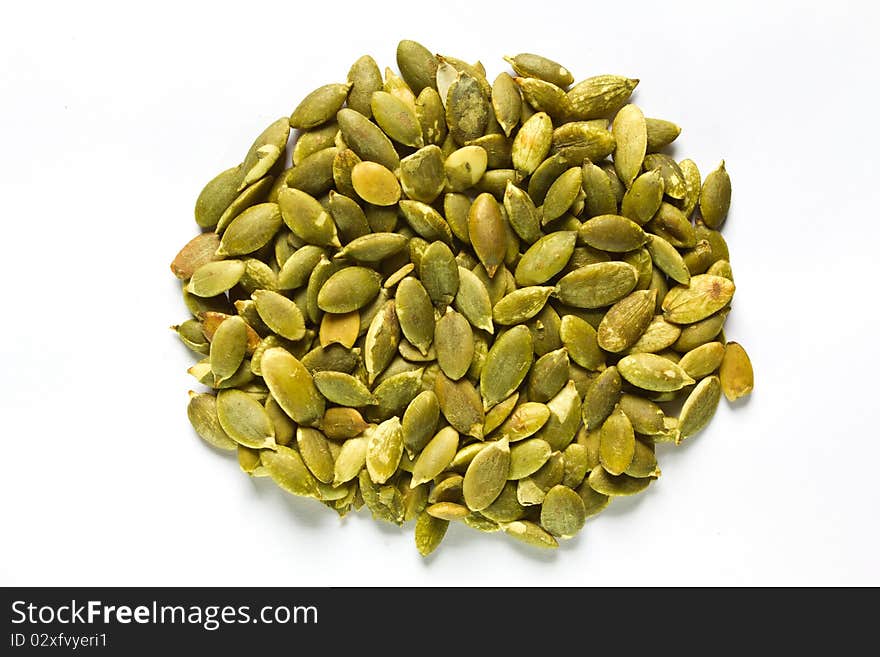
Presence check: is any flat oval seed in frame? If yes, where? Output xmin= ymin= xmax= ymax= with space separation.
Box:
xmin=395 ymin=277 xmax=435 ymax=355
xmin=644 ymin=153 xmax=687 ymax=199
xmin=415 ymin=512 xmax=449 ymax=556
xmin=540 ymin=485 xmax=587 ymax=538
xmin=587 ymin=466 xmax=653 ymax=497
xmin=492 ymin=72 xmax=522 ymax=137
xmin=503 ymin=181 xmax=542 ymax=244
xmin=400 ymin=145 xmax=446 ymax=202
xmin=700 ymin=161 xmax=731 ymax=229
xmin=612 ymin=104 xmax=647 ymax=188
xmin=336 ymin=108 xmax=400 ymax=171
xmin=515 ymin=231 xmax=576 ymax=286
xmin=187 ymin=392 xmax=237 ymax=450
xmin=396 ymin=39 xmax=437 ymax=94
xmin=678 ymin=158 xmax=702 ymax=218
xmin=445 ymin=145 xmax=488 ymax=191
xmin=503 ymin=520 xmax=558 ymax=549
xmin=645 ymin=117 xmax=681 ymax=151
xmin=566 ymin=74 xmax=639 ymax=120
xmin=497 ymin=402 xmax=551 ymax=441
xmin=512 ymin=111 xmax=553 ymax=175
xmin=481 ymin=325 xmax=533 ymax=409
xmin=290 ymin=83 xmax=351 ymax=130
xmin=463 ymin=438 xmax=511 ymax=511
xmin=262 ymin=445 xmax=319 ymax=498
xmin=446 ymin=72 xmax=490 ymax=145
xmin=508 ymin=439 xmax=552 ymax=480
xmin=679 ymin=341 xmax=726 ymax=380
xmin=719 ymin=341 xmax=754 ymax=401
xmin=252 ymin=290 xmax=306 ymax=341
xmin=559 ymin=315 xmax=604 ymax=370
xmin=434 ymin=371 xmax=485 ymax=439
xmin=402 ymin=390 xmax=440 ymax=456
xmin=542 ymin=167 xmax=583 ymax=223
xmin=562 ymin=443 xmax=590 ymax=488
xmin=261 ymin=347 xmax=325 ymax=426
xmin=662 ymin=275 xmax=736 ymax=324
xmin=171 ymin=232 xmax=221 ymax=280
xmin=399 ymin=200 xmax=454 ymax=244
xmin=493 ymin=286 xmax=554 ymax=325
xmin=582 ymin=366 xmax=622 ymax=430
xmin=188 ymin=260 xmax=246 ymax=297
xmin=646 ymin=234 xmax=691 ymax=285
xmin=678 ymin=375 xmax=722 ymax=440
xmin=516 ymin=77 xmax=569 ymax=121
xmin=454 ymin=266 xmax=495 ymax=333
xmin=333 ymin=436 xmax=368 ymax=486
xmin=297 ymin=427 xmax=335 ymax=483
xmin=335 ymin=232 xmax=408 ymax=262
xmin=426 ymin=502 xmax=470 ymax=521
xmin=554 ymin=261 xmax=639 ymax=308
xmin=468 ymin=193 xmax=506 ymax=278
xmin=216 ymin=389 xmax=277 ymax=450
xmin=578 ymin=214 xmax=647 ymax=252
xmin=313 ymin=371 xmax=375 ymax=407
xmin=420 ymin=241 xmax=460 ymax=307
xmin=536 ymin=381 xmax=581 ymax=451
xmin=434 ymin=310 xmax=474 ymax=381
xmin=350 ymin=161 xmax=401 ymax=206
xmin=366 ymin=417 xmax=404 ymax=484
xmin=649 ymin=202 xmax=696 ymax=248
xmin=209 ymin=315 xmax=248 ymax=384
xmin=505 ymin=53 xmax=573 ymax=88
xmin=411 ymin=427 xmax=460 ymax=486
xmin=617 ymin=353 xmax=695 ymax=392
xmin=278 ymin=188 xmax=340 ymax=247
xmin=597 ymin=290 xmax=657 ymax=353
xmin=195 ymin=166 xmax=241 ymax=229
xmin=317 ymin=266 xmax=382 ymax=313
xmin=277 ymin=245 xmax=326 ymax=290
xmin=621 ymin=169 xmax=665 ymax=225
xmin=365 ymin=300 xmax=401 ymax=384
xmin=599 ymin=407 xmax=635 ymax=475
xmin=371 ymin=90 xmax=424 ymax=148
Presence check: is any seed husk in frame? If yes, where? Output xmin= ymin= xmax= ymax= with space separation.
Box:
xmin=719 ymin=341 xmax=754 ymax=401
xmin=463 ymin=438 xmax=510 ymax=511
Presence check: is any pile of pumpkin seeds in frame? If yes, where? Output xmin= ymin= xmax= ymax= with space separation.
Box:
xmin=172 ymin=41 xmax=754 ymax=555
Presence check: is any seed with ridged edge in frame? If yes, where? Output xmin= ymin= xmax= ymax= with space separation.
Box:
xmin=719 ymin=341 xmax=754 ymax=401
xmin=434 ymin=310 xmax=474 ymax=381
xmin=210 ymin=315 xmax=248 ymax=385
xmin=317 ymin=266 xmax=382 ymax=314
xmin=434 ymin=371 xmax=484 ymax=439
xmin=597 ymin=290 xmax=657 ymax=353
xmin=579 ymin=214 xmax=646 ymax=252
xmin=503 ymin=520 xmax=558 ymax=548
xmin=313 ymin=371 xmax=374 ymax=407
xmin=582 ymin=366 xmax=622 ymax=430
xmin=252 ymin=290 xmax=306 ymax=341
xmin=678 ymin=375 xmax=722 ymax=441
xmin=612 ymin=104 xmax=647 ymax=188
xmin=188 ymin=260 xmax=245 ymax=297
xmin=540 ymin=485 xmax=587 ymax=538
xmin=260 ymin=347 xmax=325 ymax=426
xmin=662 ymin=274 xmax=735 ymax=324
xmin=411 ymin=427 xmax=460 ymax=486
xmin=350 ymin=161 xmax=401 ymax=206
xmin=187 ymin=392 xmax=237 ymax=450
xmin=700 ymin=161 xmax=731 ymax=229
xmin=468 ymin=193 xmax=506 ymax=278
xmin=481 ymin=325 xmax=533 ymax=409
xmin=463 ymin=438 xmax=510 ymax=511
xmin=262 ymin=445 xmax=319 ymax=498
xmin=617 ymin=353 xmax=695 ymax=392
xmin=289 ymin=83 xmax=350 ymax=130
xmin=366 ymin=417 xmax=404 ymax=484
xmin=216 ymin=388 xmax=277 ymax=450
xmin=554 ymin=261 xmax=638 ymax=309
xmin=493 ymin=286 xmax=554 ymax=325
xmin=512 ymin=111 xmax=553 ymax=175
xmin=599 ymin=406 xmax=635 ymax=475
xmin=278 ymin=188 xmax=340 ymax=248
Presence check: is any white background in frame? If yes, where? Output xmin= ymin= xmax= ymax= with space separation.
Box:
xmin=1 ymin=0 xmax=878 ymax=586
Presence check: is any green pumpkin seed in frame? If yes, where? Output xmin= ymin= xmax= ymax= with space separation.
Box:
xmin=400 ymin=145 xmax=446 ymax=203
xmin=503 ymin=181 xmax=542 ymax=244
xmin=663 ymin=275 xmax=736 ymax=324
xmin=515 ymin=77 xmax=569 ymax=121
xmin=542 ymin=167 xmax=582 ymax=223
xmin=262 ymin=445 xmax=319 ymax=498
xmin=463 ymin=438 xmax=510 ymax=511
xmin=336 ymin=108 xmax=400 ymax=171
xmin=719 ymin=341 xmax=754 ymax=401
xmin=187 ymin=260 xmax=245 ymax=297
xmin=578 ymin=214 xmax=646 ymax=252
xmin=554 ymin=261 xmax=638 ymax=309
xmin=677 ymin=375 xmax=722 ymax=441
xmin=346 ymin=55 xmax=383 ymax=118
xmin=370 ymin=90 xmax=424 ymax=148
xmin=435 ymin=371 xmax=485 ymax=439
xmin=599 ymin=406 xmax=635 ymax=475
xmin=512 ymin=111 xmax=553 ymax=175
xmin=700 ymin=161 xmax=731 ymax=229
xmin=369 ymin=368 xmax=424 ymax=421
xmin=527 ymin=348 xmax=570 ymax=403
xmin=251 ymin=290 xmax=305 ymax=340
xmin=313 ymin=371 xmax=374 ymax=407
xmin=617 ymin=353 xmax=695 ymax=392
xmin=540 ymin=485 xmax=586 ymax=538
xmin=278 ymin=188 xmax=340 ymax=247
xmin=677 ymin=158 xmax=702 ymax=218
xmin=321 ymin=407 xmax=370 ymax=440
xmin=467 ymin=193 xmax=506 ymax=278
xmin=481 ymin=325 xmax=533 ymax=409
xmin=411 ymin=426 xmax=460 ymax=486
xmin=415 ymin=512 xmax=449 ymax=556
xmin=645 ymin=117 xmax=681 ymax=151
xmin=491 ymin=72 xmax=522 ymax=137
xmin=508 ymin=438 xmax=552 ymax=480
xmin=446 ymin=72 xmax=490 ymax=144
xmin=597 ymin=290 xmax=657 ymax=353
xmin=434 ymin=310 xmax=474 ymax=381
xmin=679 ymin=341 xmax=725 ymax=380
xmin=195 ymin=166 xmax=242 ymax=229
xmin=261 ymin=347 xmax=325 ymax=426
xmin=612 ymin=104 xmax=647 ymax=188
xmin=187 ymin=392 xmax=237 ymax=450
xmin=493 ymin=286 xmax=554 ymax=326
xmin=290 ymin=83 xmax=351 ymax=130
xmin=317 ymin=266 xmax=382 ymax=314
xmin=588 ymin=465 xmax=653 ymax=496
xmin=445 ymin=145 xmax=488 ymax=192
xmin=209 ymin=315 xmax=248 ymax=385
xmin=626 ymin=315 xmax=682 ymax=354
xmin=561 ymin=443 xmax=590 ymax=488
xmin=296 ymin=427 xmax=335 ymax=484
xmin=559 ymin=315 xmax=604 ymax=370
xmin=582 ymin=366 xmax=622 ymax=430
xmin=566 ymin=75 xmax=638 ymax=120
xmin=216 ymin=388 xmax=277 ymax=450
xmin=365 ymin=417 xmax=404 ymax=484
